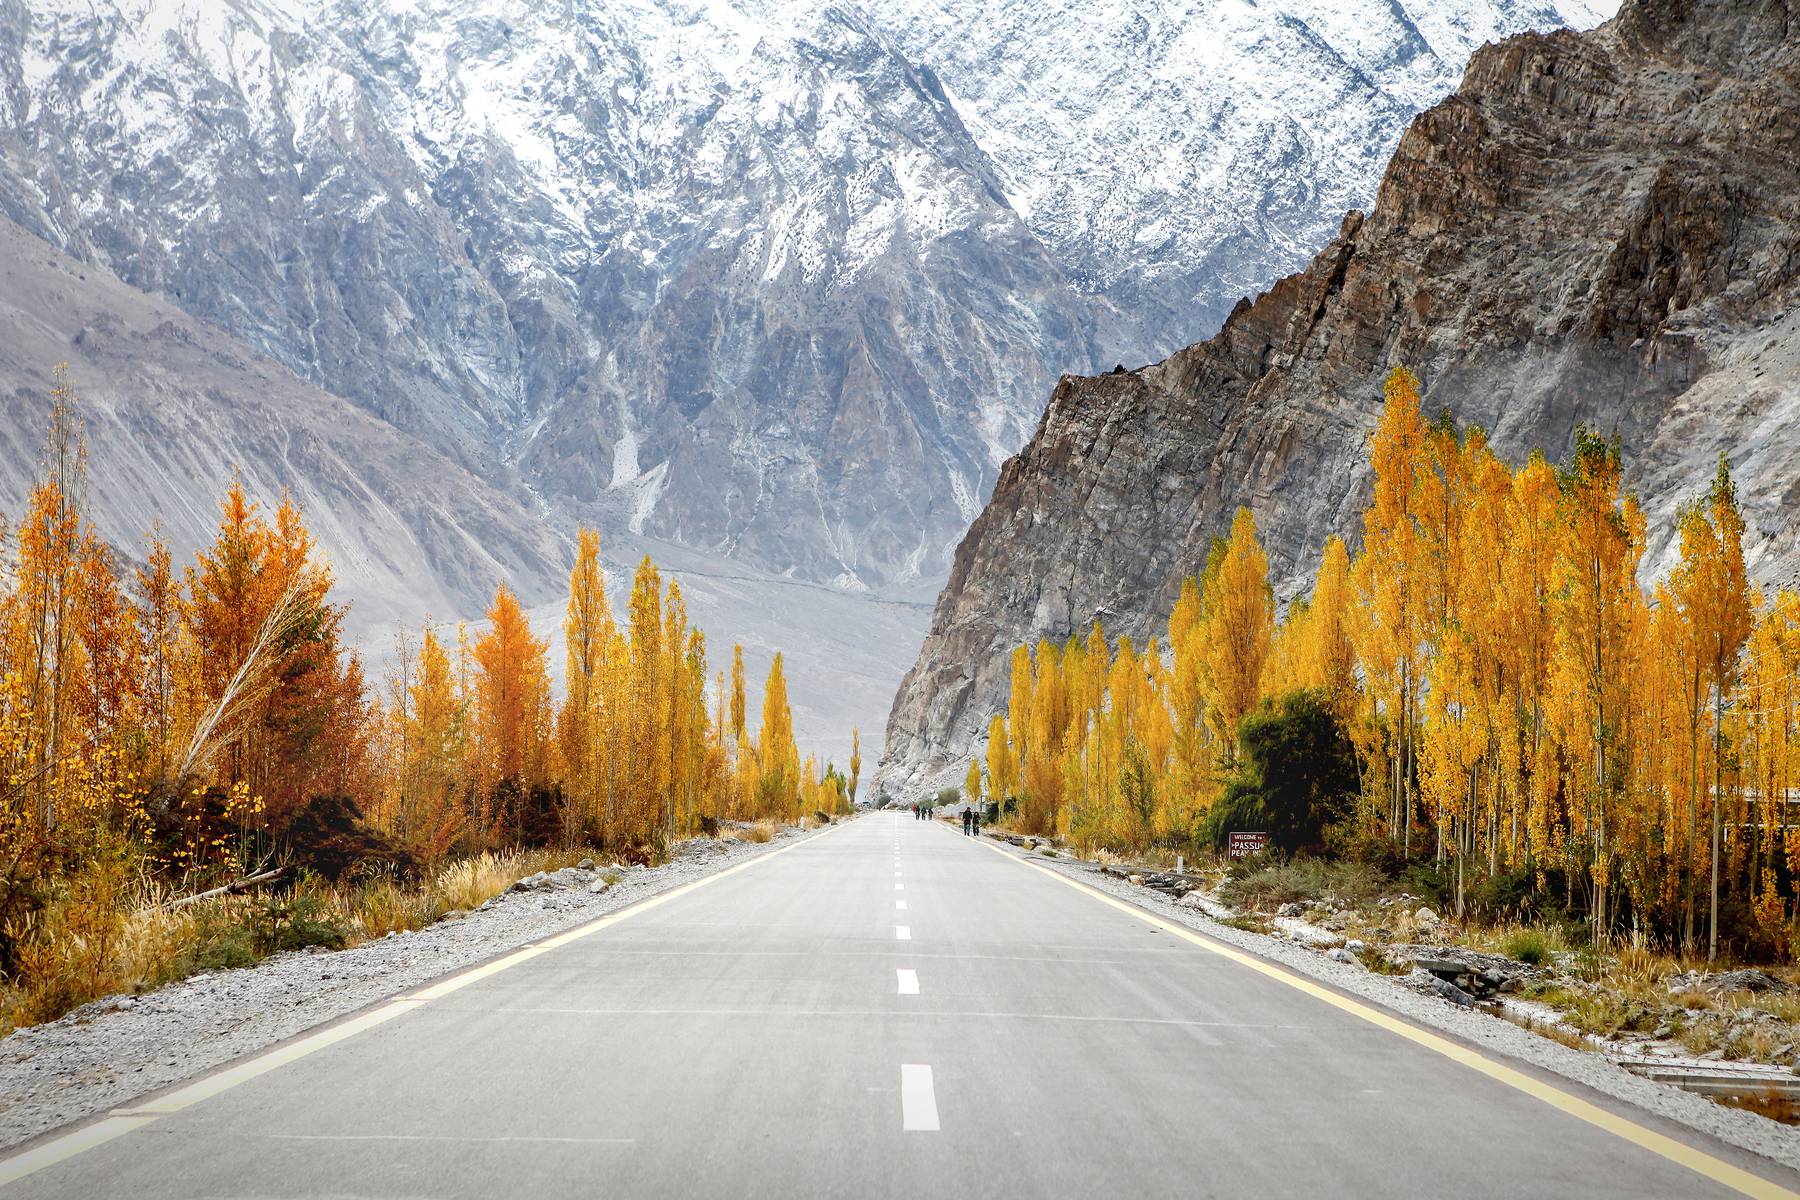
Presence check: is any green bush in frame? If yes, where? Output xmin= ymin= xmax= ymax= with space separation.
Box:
xmin=188 ymin=925 xmax=258 ymax=973
xmin=259 ymin=889 xmax=350 ymax=953
xmin=1500 ymin=926 xmax=1552 ymax=966
xmin=1199 ymin=689 xmax=1358 ymax=856
xmin=1397 ymin=860 xmax=1452 ymax=908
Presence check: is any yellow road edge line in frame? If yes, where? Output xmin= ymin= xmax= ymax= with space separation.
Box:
xmin=0 ymin=1118 xmax=157 ymax=1189
xmin=0 ymin=819 xmax=849 ymax=1189
xmin=970 ymin=834 xmax=1798 ymax=1200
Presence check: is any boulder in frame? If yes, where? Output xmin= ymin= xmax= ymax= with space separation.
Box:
xmin=1698 ymin=968 xmax=1791 ymax=996
xmin=1431 ymin=976 xmax=1476 ymax=1008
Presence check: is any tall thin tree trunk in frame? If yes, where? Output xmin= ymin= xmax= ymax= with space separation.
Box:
xmin=1710 ymin=683 xmax=1723 ymax=961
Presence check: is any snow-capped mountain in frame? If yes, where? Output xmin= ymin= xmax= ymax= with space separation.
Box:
xmin=0 ymin=0 xmax=1610 ymax=600
xmin=858 ymin=0 xmax=1613 ymax=352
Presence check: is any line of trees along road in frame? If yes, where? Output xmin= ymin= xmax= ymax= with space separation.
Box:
xmin=0 ymin=374 xmax=854 ymax=1009
xmin=978 ymin=368 xmax=1800 ymax=960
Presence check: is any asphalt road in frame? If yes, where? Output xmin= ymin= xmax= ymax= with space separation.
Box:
xmin=2 ymin=812 xmax=1795 ymax=1198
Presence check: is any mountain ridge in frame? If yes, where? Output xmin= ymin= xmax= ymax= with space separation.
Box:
xmin=0 ymin=0 xmax=1609 ymax=595
xmin=878 ymin=0 xmax=1800 ymax=797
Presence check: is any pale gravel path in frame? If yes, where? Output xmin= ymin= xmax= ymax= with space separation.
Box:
xmin=0 ymin=825 xmax=820 ymax=1151
xmin=1011 ymin=841 xmax=1800 ymax=1177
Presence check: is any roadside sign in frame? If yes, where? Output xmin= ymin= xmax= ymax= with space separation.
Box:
xmin=1227 ymin=831 xmax=1269 ymax=860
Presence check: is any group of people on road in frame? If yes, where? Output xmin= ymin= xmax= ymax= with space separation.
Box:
xmin=906 ymin=803 xmax=981 ymax=836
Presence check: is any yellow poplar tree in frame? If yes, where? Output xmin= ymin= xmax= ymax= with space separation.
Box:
xmin=560 ymin=529 xmax=612 ymax=839
xmin=757 ymin=653 xmax=799 ymax=817
xmin=1200 ymin=507 xmax=1273 ymax=764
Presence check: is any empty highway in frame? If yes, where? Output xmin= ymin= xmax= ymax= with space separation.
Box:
xmin=0 ymin=812 xmax=1793 ymax=1198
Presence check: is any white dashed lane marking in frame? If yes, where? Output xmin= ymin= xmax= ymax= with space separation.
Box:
xmin=895 ymin=926 xmax=911 ymax=940
xmin=897 ymin=969 xmax=919 ymax=995
xmin=901 ymin=1064 xmax=939 ymax=1131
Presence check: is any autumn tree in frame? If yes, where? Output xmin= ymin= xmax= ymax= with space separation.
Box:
xmin=757 ymin=653 xmax=799 ymax=818
xmin=401 ymin=625 xmax=466 ymax=860
xmin=471 ymin=584 xmax=551 ymax=837
xmin=1351 ymin=366 xmax=1430 ymax=851
xmin=985 ymin=713 xmax=1014 ymax=817
xmin=1671 ymin=458 xmax=1753 ymax=957
xmin=559 ymin=530 xmax=612 ymax=840
xmin=1201 ymin=507 xmax=1273 ymax=764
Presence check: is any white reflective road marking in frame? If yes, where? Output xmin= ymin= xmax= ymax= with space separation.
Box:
xmin=901 ymin=1064 xmax=939 ymax=1131
xmin=895 ymin=926 xmax=911 ymax=940
xmin=895 ymin=883 xmax=903 ymax=890
xmin=897 ymin=969 xmax=919 ymax=995
xmin=896 ymin=900 xmax=908 ymax=911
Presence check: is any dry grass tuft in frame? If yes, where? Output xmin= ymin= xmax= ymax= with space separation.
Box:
xmin=0 ymin=845 xmax=597 ymax=1036
xmin=426 ymin=848 xmax=588 ymax=916
xmin=718 ymin=820 xmax=778 ymax=844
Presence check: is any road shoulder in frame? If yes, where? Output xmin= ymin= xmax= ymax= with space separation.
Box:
xmin=977 ymin=834 xmax=1800 ymax=1182
xmin=0 ymin=823 xmax=840 ymax=1152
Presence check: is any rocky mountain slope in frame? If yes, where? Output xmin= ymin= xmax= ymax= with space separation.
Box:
xmin=880 ymin=0 xmax=1800 ymax=796
xmin=0 ymin=214 xmax=565 ymax=631
xmin=0 ymin=0 xmax=1606 ymax=597
xmin=0 ymin=204 xmax=920 ymax=766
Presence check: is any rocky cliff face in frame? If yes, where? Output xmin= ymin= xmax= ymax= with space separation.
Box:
xmin=0 ymin=0 xmax=1606 ymax=596
xmin=880 ymin=0 xmax=1800 ymax=796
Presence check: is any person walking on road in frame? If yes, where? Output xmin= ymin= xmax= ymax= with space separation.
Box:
xmin=961 ymin=807 xmax=971 ymax=836
xmin=971 ymin=807 xmax=980 ymax=837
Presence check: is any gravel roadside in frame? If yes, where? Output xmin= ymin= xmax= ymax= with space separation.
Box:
xmin=0 ymin=823 xmax=826 ymax=1151
xmin=1006 ymin=840 xmax=1800 ymax=1177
